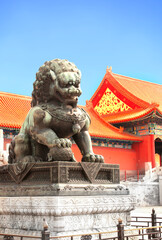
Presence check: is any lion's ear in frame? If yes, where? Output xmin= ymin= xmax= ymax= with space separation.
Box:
xmin=50 ymin=70 xmax=57 ymax=81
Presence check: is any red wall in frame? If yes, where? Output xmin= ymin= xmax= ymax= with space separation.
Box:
xmin=4 ymin=139 xmax=11 ymax=150
xmin=133 ymin=135 xmax=155 ymax=170
xmin=72 ymin=144 xmax=138 ymax=170
xmin=5 ymin=136 xmax=155 ymax=171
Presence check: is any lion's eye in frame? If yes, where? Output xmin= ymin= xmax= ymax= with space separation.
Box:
xmin=59 ymin=82 xmax=65 ymax=88
xmin=69 ymin=81 xmax=73 ymax=85
xmin=75 ymin=80 xmax=80 ymax=87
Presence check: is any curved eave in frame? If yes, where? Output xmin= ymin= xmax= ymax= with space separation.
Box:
xmin=83 ymin=105 xmax=142 ymax=142
xmin=90 ymin=71 xmax=151 ymax=110
xmin=89 ymin=132 xmax=142 ymax=142
xmin=0 ymin=123 xmax=21 ymax=129
xmin=113 ymin=73 xmax=162 ymax=112
xmin=0 ymin=91 xmax=32 ymax=101
xmin=102 ymin=105 xmax=161 ymax=124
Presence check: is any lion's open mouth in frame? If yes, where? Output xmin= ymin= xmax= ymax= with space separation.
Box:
xmin=65 ymin=97 xmax=78 ymax=107
xmin=55 ymin=90 xmax=78 ymax=107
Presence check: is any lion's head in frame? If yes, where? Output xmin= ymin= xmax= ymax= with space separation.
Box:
xmin=31 ymin=59 xmax=82 ymax=107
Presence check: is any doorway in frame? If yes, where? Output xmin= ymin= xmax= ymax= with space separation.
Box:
xmin=155 ymin=138 xmax=162 ymax=166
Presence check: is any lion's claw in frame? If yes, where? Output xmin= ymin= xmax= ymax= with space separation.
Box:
xmin=52 ymin=138 xmax=72 ymax=148
xmin=82 ymin=154 xmax=104 ymax=163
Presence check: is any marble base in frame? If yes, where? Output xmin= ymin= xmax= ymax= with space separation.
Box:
xmin=0 ymin=184 xmax=136 ymax=237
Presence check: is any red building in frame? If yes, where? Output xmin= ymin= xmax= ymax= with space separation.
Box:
xmin=1 ymin=68 xmax=162 ymax=176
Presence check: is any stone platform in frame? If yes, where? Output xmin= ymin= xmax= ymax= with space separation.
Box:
xmin=0 ymin=162 xmax=136 ymax=237
xmin=0 ymin=161 xmax=119 ymax=196
xmin=0 ymin=184 xmax=136 ymax=236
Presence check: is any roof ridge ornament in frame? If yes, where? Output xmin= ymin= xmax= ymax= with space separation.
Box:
xmin=119 ymin=126 xmax=124 ymax=133
xmin=106 ymin=66 xmax=112 ymax=73
xmin=86 ymin=100 xmax=93 ymax=109
xmin=151 ymin=102 xmax=159 ymax=108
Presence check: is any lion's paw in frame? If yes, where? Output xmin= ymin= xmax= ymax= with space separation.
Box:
xmin=82 ymin=153 xmax=104 ymax=163
xmin=52 ymin=138 xmax=72 ymax=148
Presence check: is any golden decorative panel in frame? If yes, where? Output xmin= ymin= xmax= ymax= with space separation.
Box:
xmin=94 ymin=88 xmax=132 ymax=115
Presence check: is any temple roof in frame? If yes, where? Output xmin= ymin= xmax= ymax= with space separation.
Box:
xmin=89 ymin=70 xmax=162 ymax=123
xmin=0 ymin=92 xmax=31 ymax=128
xmin=82 ymin=105 xmax=141 ymax=141
xmin=114 ymin=73 xmax=162 ymax=112
xmin=0 ymin=91 xmax=141 ymax=142
xmin=102 ymin=104 xmax=161 ymax=124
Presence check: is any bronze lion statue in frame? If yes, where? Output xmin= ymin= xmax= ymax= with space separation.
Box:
xmin=8 ymin=59 xmax=104 ymax=163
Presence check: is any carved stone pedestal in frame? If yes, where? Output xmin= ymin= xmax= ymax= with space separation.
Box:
xmin=0 ymin=161 xmax=119 ymax=193
xmin=0 ymin=184 xmax=136 ymax=237
xmin=0 ymin=162 xmax=136 ymax=237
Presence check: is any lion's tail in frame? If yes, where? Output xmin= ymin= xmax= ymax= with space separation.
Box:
xmin=8 ymin=139 xmax=15 ymax=164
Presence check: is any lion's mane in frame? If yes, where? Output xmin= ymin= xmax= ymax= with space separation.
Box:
xmin=31 ymin=59 xmax=81 ymax=107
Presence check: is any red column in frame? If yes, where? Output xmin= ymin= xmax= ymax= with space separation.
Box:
xmin=150 ymin=135 xmax=156 ymax=168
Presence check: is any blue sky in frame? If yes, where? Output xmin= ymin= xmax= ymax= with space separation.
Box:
xmin=1 ymin=0 xmax=162 ymax=105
